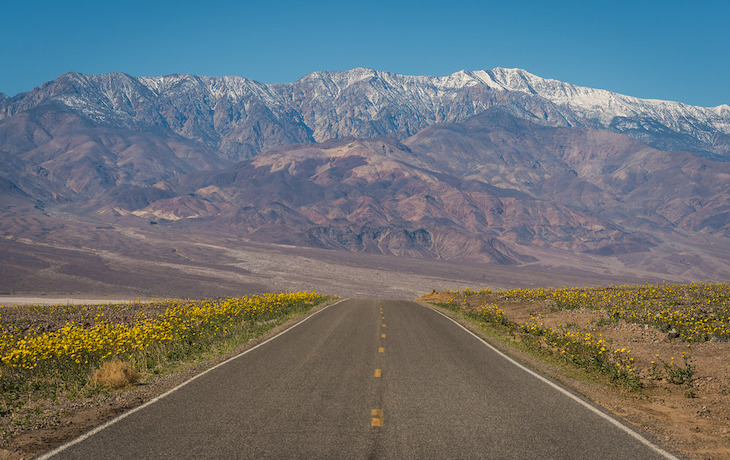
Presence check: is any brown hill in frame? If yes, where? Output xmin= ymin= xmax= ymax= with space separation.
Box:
xmin=66 ymin=109 xmax=724 ymax=278
xmin=1 ymin=74 xmax=729 ymax=290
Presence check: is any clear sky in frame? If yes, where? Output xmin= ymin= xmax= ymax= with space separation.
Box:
xmin=1 ymin=0 xmax=728 ymax=107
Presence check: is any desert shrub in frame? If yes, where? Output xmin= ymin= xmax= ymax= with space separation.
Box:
xmin=91 ymin=360 xmax=140 ymax=389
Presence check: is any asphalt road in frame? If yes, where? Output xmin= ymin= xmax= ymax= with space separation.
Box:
xmin=43 ymin=299 xmax=679 ymax=459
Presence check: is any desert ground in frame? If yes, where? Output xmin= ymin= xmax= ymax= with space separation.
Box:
xmin=1 ymin=223 xmax=726 ymax=459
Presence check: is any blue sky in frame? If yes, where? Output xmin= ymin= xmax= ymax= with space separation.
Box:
xmin=1 ymin=0 xmax=728 ymax=107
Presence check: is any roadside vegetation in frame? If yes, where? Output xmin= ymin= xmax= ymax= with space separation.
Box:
xmin=421 ymin=282 xmax=730 ymax=459
xmin=0 ymin=292 xmax=330 ymax=441
xmin=423 ymin=283 xmax=729 ymax=389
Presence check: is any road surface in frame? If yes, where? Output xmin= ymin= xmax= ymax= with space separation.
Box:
xmin=42 ymin=299 xmax=679 ymax=459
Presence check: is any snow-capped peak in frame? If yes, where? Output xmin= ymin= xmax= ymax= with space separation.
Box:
xmin=2 ymin=67 xmax=728 ymax=160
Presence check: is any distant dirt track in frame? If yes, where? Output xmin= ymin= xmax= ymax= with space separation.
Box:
xmin=0 ymin=297 xmax=149 ymax=306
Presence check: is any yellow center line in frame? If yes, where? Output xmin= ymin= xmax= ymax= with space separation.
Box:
xmin=371 ymin=409 xmax=383 ymax=427
xmin=382 ymin=324 xmax=386 ymax=327
xmin=381 ymin=333 xmax=386 ymax=338
xmin=374 ymin=368 xmax=382 ymax=378
xmin=378 ymin=347 xmax=385 ymax=353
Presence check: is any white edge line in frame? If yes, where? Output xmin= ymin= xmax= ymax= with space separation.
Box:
xmin=37 ymin=298 xmax=348 ymax=459
xmin=424 ymin=304 xmax=681 ymax=460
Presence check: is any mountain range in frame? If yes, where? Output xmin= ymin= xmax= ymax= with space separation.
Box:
xmin=1 ymin=67 xmax=729 ymax=292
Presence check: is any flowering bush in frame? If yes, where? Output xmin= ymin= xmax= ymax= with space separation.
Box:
xmin=0 ymin=292 xmax=328 ymax=396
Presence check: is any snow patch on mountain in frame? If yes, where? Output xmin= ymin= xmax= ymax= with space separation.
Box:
xmin=471 ymin=68 xmax=730 ymax=144
xmin=1 ymin=67 xmax=728 ymax=160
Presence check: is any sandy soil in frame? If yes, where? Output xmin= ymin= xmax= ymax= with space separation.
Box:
xmin=0 ymin=297 xmax=147 ymax=306
xmin=1 ymin=225 xmax=723 ymax=458
xmin=0 ymin=225 xmax=663 ymax=302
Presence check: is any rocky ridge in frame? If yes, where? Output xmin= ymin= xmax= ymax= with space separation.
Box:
xmin=2 ymin=68 xmax=729 ymax=161
xmin=1 ymin=69 xmax=729 ymax=280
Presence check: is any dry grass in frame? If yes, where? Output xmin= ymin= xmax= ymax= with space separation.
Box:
xmin=91 ymin=360 xmax=140 ymax=389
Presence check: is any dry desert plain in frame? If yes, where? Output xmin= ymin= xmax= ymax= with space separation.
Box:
xmin=1 ymin=229 xmax=729 ymax=459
